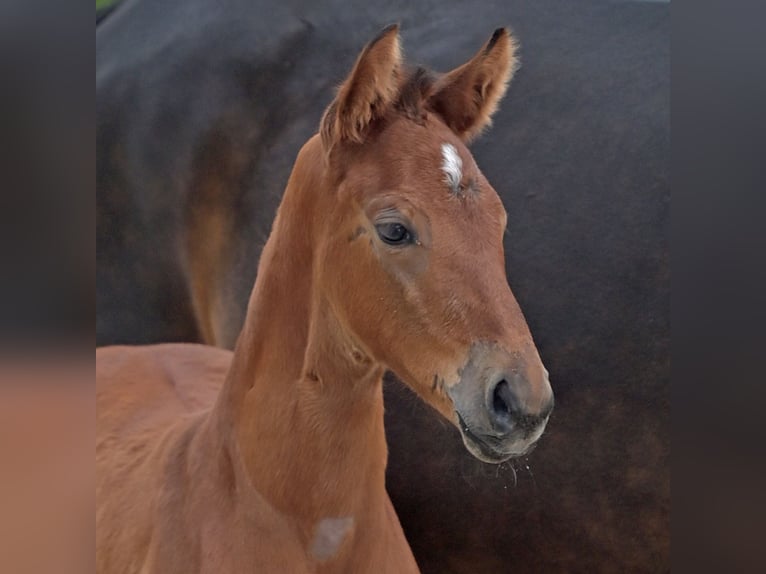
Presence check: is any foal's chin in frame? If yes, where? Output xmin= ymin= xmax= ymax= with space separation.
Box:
xmin=457 ymin=421 xmax=540 ymax=464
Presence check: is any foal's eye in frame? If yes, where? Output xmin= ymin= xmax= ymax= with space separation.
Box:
xmin=375 ymin=222 xmax=412 ymax=246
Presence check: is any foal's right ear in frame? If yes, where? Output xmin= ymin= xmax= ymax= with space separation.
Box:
xmin=320 ymin=25 xmax=402 ymax=149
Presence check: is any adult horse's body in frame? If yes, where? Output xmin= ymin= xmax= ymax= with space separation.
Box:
xmin=98 ymin=1 xmax=669 ymax=571
xmin=97 ymin=27 xmax=554 ymax=573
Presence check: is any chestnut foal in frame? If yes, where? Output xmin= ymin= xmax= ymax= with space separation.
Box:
xmin=96 ymin=26 xmax=553 ymax=573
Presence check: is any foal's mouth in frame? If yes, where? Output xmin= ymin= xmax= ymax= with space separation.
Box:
xmin=456 ymin=412 xmax=538 ymax=464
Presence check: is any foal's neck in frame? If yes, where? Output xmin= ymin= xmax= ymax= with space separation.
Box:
xmin=209 ymin=137 xmax=389 ymax=531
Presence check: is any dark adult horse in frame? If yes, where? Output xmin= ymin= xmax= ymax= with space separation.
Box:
xmin=97 ymin=1 xmax=669 ymax=571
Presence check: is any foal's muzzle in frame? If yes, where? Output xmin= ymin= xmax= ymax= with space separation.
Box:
xmin=448 ymin=344 xmax=554 ymax=463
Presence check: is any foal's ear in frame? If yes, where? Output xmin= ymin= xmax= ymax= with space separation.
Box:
xmin=320 ymin=24 xmax=402 ymax=148
xmin=428 ymin=28 xmax=519 ymax=142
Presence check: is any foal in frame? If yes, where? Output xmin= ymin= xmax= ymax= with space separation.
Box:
xmin=96 ymin=26 xmax=553 ymax=573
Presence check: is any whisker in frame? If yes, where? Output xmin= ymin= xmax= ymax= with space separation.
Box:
xmin=524 ymin=458 xmax=538 ymax=492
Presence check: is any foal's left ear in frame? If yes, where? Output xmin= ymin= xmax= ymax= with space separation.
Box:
xmin=320 ymin=24 xmax=402 ymax=149
xmin=429 ymin=28 xmax=519 ymax=142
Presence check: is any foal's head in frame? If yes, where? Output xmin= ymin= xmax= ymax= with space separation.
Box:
xmin=309 ymin=26 xmax=553 ymax=462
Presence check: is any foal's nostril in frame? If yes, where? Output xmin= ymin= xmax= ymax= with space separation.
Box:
xmin=490 ymin=379 xmax=518 ymax=429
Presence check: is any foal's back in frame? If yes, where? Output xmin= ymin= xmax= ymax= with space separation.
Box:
xmin=96 ymin=345 xmax=225 ymax=573
xmin=96 ymin=345 xmax=311 ymax=574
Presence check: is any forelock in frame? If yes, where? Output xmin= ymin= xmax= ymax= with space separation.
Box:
xmin=394 ymin=67 xmax=436 ymax=123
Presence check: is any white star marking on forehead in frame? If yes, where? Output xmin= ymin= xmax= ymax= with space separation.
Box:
xmin=440 ymin=143 xmax=463 ymax=194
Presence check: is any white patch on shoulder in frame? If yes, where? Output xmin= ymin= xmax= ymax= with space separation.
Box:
xmin=310 ymin=516 xmax=354 ymax=561
xmin=441 ymin=143 xmax=463 ymax=194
